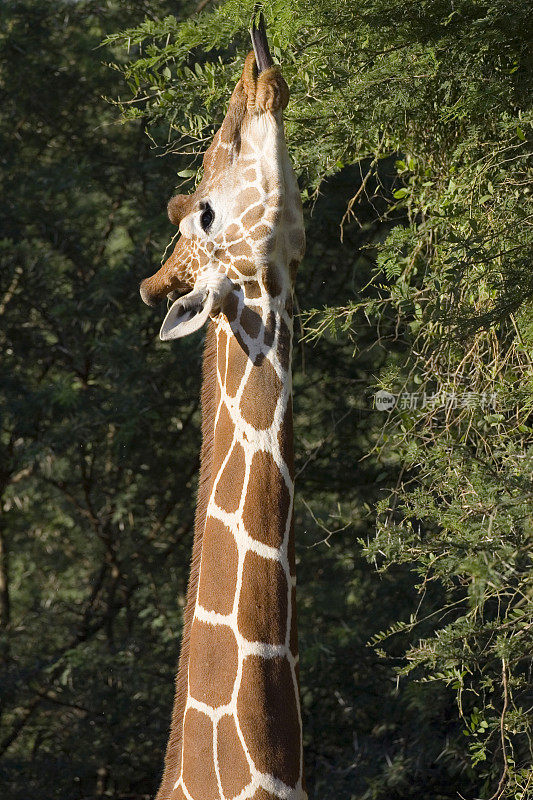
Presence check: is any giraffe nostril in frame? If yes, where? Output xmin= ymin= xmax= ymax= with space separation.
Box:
xmin=140 ymin=279 xmax=160 ymax=307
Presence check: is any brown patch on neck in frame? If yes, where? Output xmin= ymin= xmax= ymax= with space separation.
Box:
xmin=155 ymin=323 xmax=218 ymax=800
xmin=237 ymin=655 xmax=301 ymax=787
xmin=217 ymin=715 xmax=252 ymax=796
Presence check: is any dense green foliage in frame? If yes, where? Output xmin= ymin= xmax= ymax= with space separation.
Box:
xmin=1 ymin=1 xmax=531 ymax=799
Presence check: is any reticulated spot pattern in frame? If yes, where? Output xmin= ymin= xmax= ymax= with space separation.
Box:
xmin=175 ymin=281 xmax=304 ymax=800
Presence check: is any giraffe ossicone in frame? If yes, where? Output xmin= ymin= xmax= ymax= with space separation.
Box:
xmin=141 ymin=16 xmax=306 ymax=800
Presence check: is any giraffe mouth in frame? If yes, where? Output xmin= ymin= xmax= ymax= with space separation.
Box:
xmin=139 ymin=277 xmax=190 ymax=308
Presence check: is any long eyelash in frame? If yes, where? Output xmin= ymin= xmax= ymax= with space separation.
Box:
xmin=200 ymin=203 xmax=214 ymax=231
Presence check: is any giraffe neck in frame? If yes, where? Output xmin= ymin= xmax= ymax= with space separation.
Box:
xmin=163 ymin=281 xmax=305 ymax=800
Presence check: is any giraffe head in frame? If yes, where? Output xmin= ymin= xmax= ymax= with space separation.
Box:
xmin=140 ymin=20 xmax=305 ymax=340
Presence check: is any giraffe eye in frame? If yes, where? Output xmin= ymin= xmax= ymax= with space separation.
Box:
xmin=200 ymin=204 xmax=214 ymax=231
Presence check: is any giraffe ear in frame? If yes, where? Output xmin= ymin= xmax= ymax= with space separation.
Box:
xmin=160 ymin=287 xmax=213 ymax=340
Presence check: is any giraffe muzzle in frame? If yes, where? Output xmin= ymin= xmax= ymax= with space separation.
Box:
xmin=139 ymin=274 xmax=190 ymax=307
xmin=139 ymin=276 xmax=165 ymax=307
xmin=139 ymin=237 xmax=193 ymax=307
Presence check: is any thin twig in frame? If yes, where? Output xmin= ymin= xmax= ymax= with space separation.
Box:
xmin=486 ymin=658 xmax=510 ymax=800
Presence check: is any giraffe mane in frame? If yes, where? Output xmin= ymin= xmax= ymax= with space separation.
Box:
xmin=155 ymin=322 xmax=217 ymax=800
xmin=165 ymin=84 xmax=247 ymax=229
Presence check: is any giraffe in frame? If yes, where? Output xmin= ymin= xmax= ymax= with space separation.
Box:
xmin=140 ymin=16 xmax=306 ymax=800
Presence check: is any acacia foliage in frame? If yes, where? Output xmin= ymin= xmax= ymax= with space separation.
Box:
xmin=106 ymin=1 xmax=533 ymax=797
